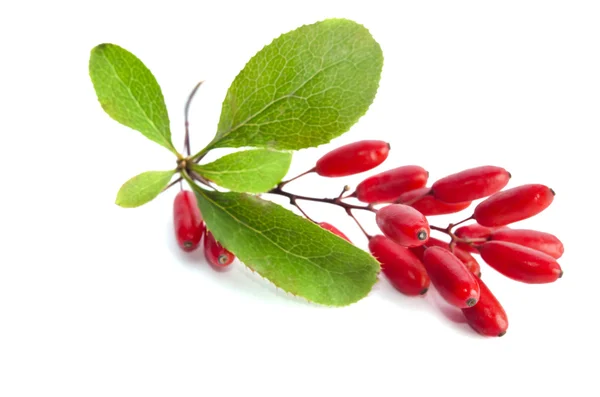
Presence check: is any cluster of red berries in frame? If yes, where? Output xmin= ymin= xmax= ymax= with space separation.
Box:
xmin=311 ymin=140 xmax=563 ymax=337
xmin=173 ymin=190 xmax=235 ymax=268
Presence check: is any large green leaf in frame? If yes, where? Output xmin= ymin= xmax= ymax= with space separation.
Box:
xmin=116 ymin=170 xmax=175 ymax=208
xmin=89 ymin=44 xmax=176 ymax=153
xmin=191 ymin=149 xmax=292 ymax=193
xmin=207 ymin=18 xmax=383 ymax=152
xmin=193 ymin=188 xmax=380 ymax=306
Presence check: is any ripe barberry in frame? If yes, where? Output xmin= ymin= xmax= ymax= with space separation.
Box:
xmin=173 ymin=190 xmax=205 ymax=252
xmin=204 ymin=231 xmax=235 ymax=268
xmin=478 ymin=241 xmax=562 ymax=283
xmin=376 ymin=204 xmax=430 ymax=247
xmin=396 ymin=187 xmax=472 ymax=216
xmin=369 ymin=235 xmax=430 ymax=296
xmin=474 ymin=184 xmax=555 ymax=227
xmin=461 ymin=278 xmax=508 ymax=337
xmin=355 ymin=165 xmax=428 ymax=203
xmin=319 ymin=222 xmax=352 ymax=242
xmin=422 ymin=246 xmax=480 ymax=308
xmin=316 ymin=140 xmax=390 ymax=177
xmin=490 ymin=228 xmax=564 ymax=259
xmin=431 ymin=166 xmax=511 ymax=203
xmin=411 ymin=237 xmax=481 ymax=277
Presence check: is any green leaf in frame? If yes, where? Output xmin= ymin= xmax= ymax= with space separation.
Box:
xmin=191 ymin=149 xmax=292 ymax=193
xmin=193 ymin=189 xmax=380 ymax=306
xmin=116 ymin=170 xmax=175 ymax=208
xmin=209 ymin=18 xmax=383 ymax=151
xmin=89 ymin=43 xmax=176 ymax=154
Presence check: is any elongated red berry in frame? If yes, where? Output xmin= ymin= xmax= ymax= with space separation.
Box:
xmin=173 ymin=190 xmax=205 ymax=252
xmin=490 ymin=228 xmax=564 ymax=259
xmin=431 ymin=166 xmax=511 ymax=203
xmin=474 ymin=184 xmax=555 ymax=227
xmin=454 ymin=223 xmax=495 ymax=253
xmin=369 ymin=235 xmax=430 ymax=296
xmin=422 ymin=246 xmax=480 ymax=308
xmin=355 ymin=166 xmax=428 ymax=203
xmin=478 ymin=241 xmax=562 ymax=283
xmin=415 ymin=237 xmax=481 ymax=277
xmin=319 ymin=222 xmax=351 ymax=243
xmin=397 ymin=187 xmax=472 ymax=216
xmin=204 ymin=231 xmax=235 ymax=268
xmin=376 ymin=204 xmax=430 ymax=247
xmin=315 ymin=140 xmax=390 ymax=177
xmin=462 ymin=278 xmax=508 ymax=337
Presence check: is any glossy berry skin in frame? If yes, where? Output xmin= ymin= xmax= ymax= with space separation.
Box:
xmin=411 ymin=238 xmax=481 ymax=277
xmin=431 ymin=166 xmax=511 ymax=203
xmin=315 ymin=140 xmax=390 ymax=177
xmin=204 ymin=231 xmax=235 ymax=268
xmin=369 ymin=235 xmax=430 ymax=296
xmin=422 ymin=246 xmax=480 ymax=308
xmin=490 ymin=228 xmax=564 ymax=259
xmin=173 ymin=190 xmax=205 ymax=252
xmin=319 ymin=222 xmax=351 ymax=243
xmin=462 ymin=278 xmax=508 ymax=337
xmin=454 ymin=224 xmax=495 ymax=253
xmin=397 ymin=187 xmax=472 ymax=216
xmin=355 ymin=165 xmax=428 ymax=203
xmin=376 ymin=204 xmax=430 ymax=247
xmin=474 ymin=184 xmax=555 ymax=227
xmin=478 ymin=241 xmax=563 ymax=284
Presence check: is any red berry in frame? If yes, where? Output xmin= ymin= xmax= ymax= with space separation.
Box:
xmin=490 ymin=228 xmax=564 ymax=259
xmin=319 ymin=222 xmax=352 ymax=243
xmin=478 ymin=241 xmax=562 ymax=283
xmin=462 ymin=278 xmax=508 ymax=337
xmin=355 ymin=165 xmax=428 ymax=203
xmin=431 ymin=166 xmax=511 ymax=203
xmin=369 ymin=235 xmax=430 ymax=296
xmin=454 ymin=223 xmax=495 ymax=253
xmin=204 ymin=231 xmax=235 ymax=268
xmin=474 ymin=184 xmax=555 ymax=227
xmin=396 ymin=187 xmax=472 ymax=216
xmin=422 ymin=246 xmax=480 ymax=308
xmin=376 ymin=204 xmax=430 ymax=247
xmin=173 ymin=190 xmax=205 ymax=252
xmin=411 ymin=238 xmax=481 ymax=277
xmin=315 ymin=140 xmax=390 ymax=177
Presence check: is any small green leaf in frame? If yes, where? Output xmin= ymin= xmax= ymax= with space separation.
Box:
xmin=193 ymin=189 xmax=380 ymax=306
xmin=192 ymin=149 xmax=292 ymax=193
xmin=89 ymin=43 xmax=176 ymax=153
xmin=116 ymin=170 xmax=175 ymax=208
xmin=209 ymin=18 xmax=383 ymax=151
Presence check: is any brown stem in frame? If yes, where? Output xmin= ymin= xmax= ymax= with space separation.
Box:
xmin=278 ymin=167 xmax=316 ymax=188
xmin=346 ymin=208 xmax=372 ymax=240
xmin=184 ymin=81 xmax=204 ymax=156
xmin=268 ymin=186 xmax=376 ymax=213
xmin=162 ymin=177 xmax=183 ymax=192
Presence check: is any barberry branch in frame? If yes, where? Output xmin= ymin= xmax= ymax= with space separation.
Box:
xmin=277 ymin=167 xmax=316 ymax=188
xmin=184 ymin=81 xmax=204 ymax=157
xmin=268 ymin=186 xmax=376 ymax=213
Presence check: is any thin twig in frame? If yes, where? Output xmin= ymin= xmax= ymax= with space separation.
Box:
xmin=277 ymin=167 xmax=316 ymax=188
xmin=184 ymin=81 xmax=205 ymax=156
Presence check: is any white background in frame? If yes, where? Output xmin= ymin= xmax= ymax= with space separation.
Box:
xmin=1 ymin=1 xmax=599 ymax=396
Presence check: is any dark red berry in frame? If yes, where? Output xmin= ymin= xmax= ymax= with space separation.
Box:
xmin=369 ymin=235 xmax=430 ymax=296
xmin=396 ymin=187 xmax=471 ymax=216
xmin=478 ymin=241 xmax=562 ymax=284
xmin=173 ymin=190 xmax=205 ymax=252
xmin=355 ymin=165 xmax=428 ymax=203
xmin=376 ymin=204 xmax=430 ymax=247
xmin=415 ymin=237 xmax=481 ymax=277
xmin=474 ymin=184 xmax=555 ymax=227
xmin=490 ymin=228 xmax=564 ymax=259
xmin=319 ymin=222 xmax=351 ymax=243
xmin=462 ymin=278 xmax=508 ymax=337
xmin=454 ymin=223 xmax=495 ymax=253
xmin=422 ymin=246 xmax=480 ymax=308
xmin=315 ymin=140 xmax=390 ymax=177
xmin=204 ymin=231 xmax=235 ymax=268
xmin=431 ymin=166 xmax=511 ymax=203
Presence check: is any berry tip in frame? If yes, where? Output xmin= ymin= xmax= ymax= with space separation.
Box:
xmin=498 ymin=331 xmax=507 ymax=337
xmin=419 ymin=287 xmax=429 ymax=295
xmin=466 ymin=298 xmax=477 ymax=307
